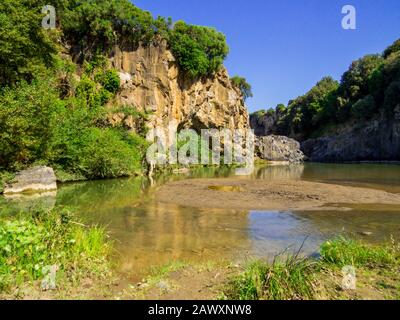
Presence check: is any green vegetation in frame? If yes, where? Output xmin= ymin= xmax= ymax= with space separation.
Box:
xmin=0 ymin=0 xmax=57 ymax=86
xmin=0 ymin=0 xmax=235 ymax=182
xmin=0 ymin=207 xmax=111 ymax=295
xmin=225 ymin=257 xmax=315 ymax=300
xmin=252 ymin=39 xmax=400 ymax=139
xmin=231 ymin=76 xmax=253 ymax=100
xmin=224 ymin=237 xmax=400 ymax=300
xmin=169 ymin=21 xmax=229 ymax=78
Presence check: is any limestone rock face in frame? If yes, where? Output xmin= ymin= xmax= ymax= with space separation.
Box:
xmin=302 ymin=109 xmax=400 ymax=162
xmin=250 ymin=113 xmax=278 ymax=136
xmin=109 ymin=40 xmax=249 ymax=131
xmin=4 ymin=166 xmax=57 ymax=194
xmin=256 ymin=136 xmax=305 ymax=163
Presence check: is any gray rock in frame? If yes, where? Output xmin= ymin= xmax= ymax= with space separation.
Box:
xmin=301 ymin=110 xmax=400 ymax=162
xmin=255 ymin=135 xmax=305 ymax=164
xmin=4 ymin=166 xmax=57 ymax=194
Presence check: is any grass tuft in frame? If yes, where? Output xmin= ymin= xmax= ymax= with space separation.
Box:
xmin=225 ymin=256 xmax=316 ymax=300
xmin=320 ymin=237 xmax=398 ymax=267
xmin=0 ymin=207 xmax=111 ymax=294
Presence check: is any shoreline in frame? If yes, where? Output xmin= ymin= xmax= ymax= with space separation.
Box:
xmin=156 ymin=178 xmax=400 ymax=211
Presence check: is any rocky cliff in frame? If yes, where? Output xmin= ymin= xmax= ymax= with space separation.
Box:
xmin=250 ymin=112 xmax=279 ymax=137
xmin=302 ymin=107 xmax=400 ymax=162
xmin=255 ymin=136 xmax=305 ymax=163
xmin=108 ymin=40 xmax=249 ymax=132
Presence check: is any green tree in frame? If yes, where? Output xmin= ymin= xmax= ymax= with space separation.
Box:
xmin=383 ymin=39 xmax=400 ymax=59
xmin=339 ymin=54 xmax=384 ymax=103
xmin=0 ymin=77 xmax=61 ymax=169
xmin=0 ymin=0 xmax=56 ymax=86
xmin=169 ymin=21 xmax=229 ymax=78
xmin=231 ymin=76 xmax=253 ymax=100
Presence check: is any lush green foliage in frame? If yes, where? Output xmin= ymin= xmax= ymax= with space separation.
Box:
xmin=0 ymin=207 xmax=110 ymax=292
xmin=252 ymin=39 xmax=400 ymax=139
xmin=0 ymin=0 xmax=232 ymax=180
xmin=231 ymin=76 xmax=253 ymax=100
xmin=169 ymin=21 xmax=229 ymax=78
xmin=0 ymin=77 xmax=61 ymax=169
xmin=54 ymin=1 xmax=228 ymax=77
xmin=0 ymin=61 xmax=146 ymax=178
xmin=54 ymin=0 xmax=170 ymax=53
xmin=0 ymin=0 xmax=56 ymax=86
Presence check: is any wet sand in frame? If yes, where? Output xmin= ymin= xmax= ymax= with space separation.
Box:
xmin=156 ymin=178 xmax=400 ymax=211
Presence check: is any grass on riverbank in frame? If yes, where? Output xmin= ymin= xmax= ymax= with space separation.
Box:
xmin=223 ymin=237 xmax=400 ymax=300
xmin=0 ymin=207 xmax=113 ymax=299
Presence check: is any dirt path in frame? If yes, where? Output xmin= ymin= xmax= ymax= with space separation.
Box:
xmin=156 ymin=178 xmax=400 ymax=211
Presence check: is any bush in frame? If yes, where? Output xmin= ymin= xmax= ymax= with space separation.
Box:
xmin=169 ymin=21 xmax=229 ymax=78
xmin=95 ymin=69 xmax=120 ymax=94
xmin=0 ymin=77 xmax=61 ymax=170
xmin=76 ymin=128 xmax=143 ymax=179
xmin=231 ymin=76 xmax=253 ymax=100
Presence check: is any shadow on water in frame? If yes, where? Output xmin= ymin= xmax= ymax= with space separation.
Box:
xmin=1 ymin=163 xmax=400 ymax=280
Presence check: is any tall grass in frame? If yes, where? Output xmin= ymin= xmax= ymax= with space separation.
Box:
xmin=225 ymin=255 xmax=316 ymax=300
xmin=0 ymin=207 xmax=111 ymax=293
xmin=224 ymin=237 xmax=400 ymax=300
xmin=320 ymin=237 xmax=398 ymax=267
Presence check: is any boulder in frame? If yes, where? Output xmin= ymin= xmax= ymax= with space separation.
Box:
xmin=255 ymin=135 xmax=305 ymax=164
xmin=3 ymin=166 xmax=57 ymax=194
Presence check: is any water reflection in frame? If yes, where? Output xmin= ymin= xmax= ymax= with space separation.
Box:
xmin=1 ymin=164 xmax=400 ymax=280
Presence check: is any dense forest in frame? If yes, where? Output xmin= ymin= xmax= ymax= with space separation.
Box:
xmin=0 ymin=0 xmax=237 ymax=183
xmin=252 ymin=39 xmax=400 ymax=140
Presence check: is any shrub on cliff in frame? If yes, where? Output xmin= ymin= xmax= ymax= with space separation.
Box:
xmin=55 ymin=0 xmax=169 ymax=53
xmin=231 ymin=76 xmax=253 ymax=100
xmin=169 ymin=21 xmax=229 ymax=78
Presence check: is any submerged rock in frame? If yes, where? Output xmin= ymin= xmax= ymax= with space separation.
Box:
xmin=3 ymin=166 xmax=57 ymax=194
xmin=255 ymin=135 xmax=305 ymax=164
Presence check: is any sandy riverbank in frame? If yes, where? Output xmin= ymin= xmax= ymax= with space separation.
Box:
xmin=156 ymin=178 xmax=400 ymax=211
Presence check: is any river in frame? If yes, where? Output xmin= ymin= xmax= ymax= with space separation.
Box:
xmin=1 ymin=163 xmax=400 ymax=281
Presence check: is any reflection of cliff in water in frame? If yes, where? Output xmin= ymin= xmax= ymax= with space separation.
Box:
xmin=55 ymin=174 xmax=251 ymax=280
xmin=252 ymin=165 xmax=305 ymax=181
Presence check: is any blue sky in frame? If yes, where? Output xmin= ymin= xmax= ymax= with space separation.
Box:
xmin=133 ymin=0 xmax=400 ymax=112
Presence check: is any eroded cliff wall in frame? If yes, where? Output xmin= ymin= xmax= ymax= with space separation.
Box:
xmin=302 ymin=107 xmax=400 ymax=162
xmin=108 ymin=40 xmax=249 ymax=132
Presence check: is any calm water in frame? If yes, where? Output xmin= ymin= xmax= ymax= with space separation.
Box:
xmin=1 ymin=163 xmax=400 ymax=281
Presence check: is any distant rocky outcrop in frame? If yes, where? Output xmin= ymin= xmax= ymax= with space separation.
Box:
xmin=3 ymin=166 xmax=57 ymax=194
xmin=255 ymin=136 xmax=305 ymax=163
xmin=250 ymin=112 xmax=278 ymax=136
xmin=302 ymin=107 xmax=400 ymax=162
xmin=109 ymin=40 xmax=249 ymax=132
